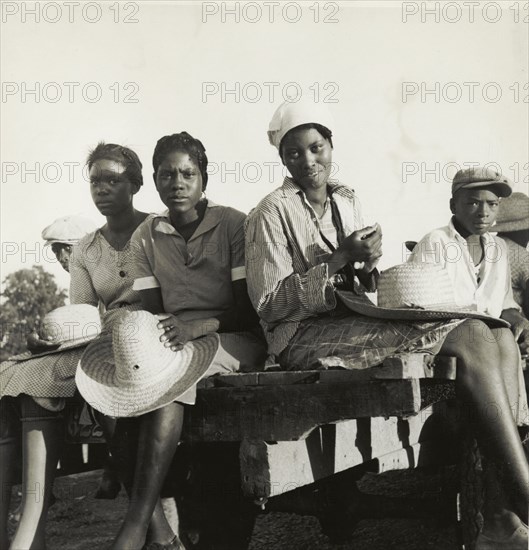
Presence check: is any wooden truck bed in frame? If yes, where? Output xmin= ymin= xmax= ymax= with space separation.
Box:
xmin=64 ymin=354 xmax=468 ymax=549
xmin=167 ymin=354 xmax=468 ymax=549
xmin=184 ymin=354 xmax=458 ymax=501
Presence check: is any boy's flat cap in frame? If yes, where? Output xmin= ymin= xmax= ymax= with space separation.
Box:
xmin=452 ymin=166 xmax=512 ymax=197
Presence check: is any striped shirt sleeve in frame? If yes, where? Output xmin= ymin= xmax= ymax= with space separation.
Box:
xmin=245 ymin=206 xmax=335 ymax=326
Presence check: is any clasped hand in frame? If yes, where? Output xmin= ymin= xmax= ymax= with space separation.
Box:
xmin=338 ymin=223 xmax=383 ymax=271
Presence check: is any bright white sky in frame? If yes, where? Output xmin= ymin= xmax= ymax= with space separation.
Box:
xmin=1 ymin=0 xmax=528 ymax=293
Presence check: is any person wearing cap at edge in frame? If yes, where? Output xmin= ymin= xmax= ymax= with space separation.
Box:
xmin=494 ymin=191 xmax=529 ymax=320
xmin=0 ymin=215 xmax=96 ymax=549
xmin=0 ymin=143 xmax=150 ymax=550
xmin=102 ymin=131 xmax=266 ymax=550
xmin=244 ymin=101 xmax=529 ymax=550
xmin=409 ymin=168 xmax=529 ymax=547
xmin=15 ymin=216 xmax=98 ymax=379
xmin=43 ymin=215 xmax=97 ymax=272
xmin=409 ymin=169 xmax=529 ymax=354
xmin=14 ymin=216 xmax=99 ymax=354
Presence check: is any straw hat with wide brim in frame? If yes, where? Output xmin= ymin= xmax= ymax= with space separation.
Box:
xmin=76 ymin=310 xmax=220 ymax=418
xmin=337 ymin=263 xmax=509 ymax=328
xmin=493 ymin=192 xmax=529 ymax=233
xmin=10 ymin=304 xmax=102 ymax=361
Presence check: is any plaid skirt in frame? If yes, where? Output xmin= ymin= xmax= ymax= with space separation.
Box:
xmin=279 ymin=309 xmax=463 ymax=371
xmin=278 ymin=309 xmax=528 ymax=426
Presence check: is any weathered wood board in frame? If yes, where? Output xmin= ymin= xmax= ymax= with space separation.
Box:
xmin=186 ymin=355 xmax=456 ymax=442
xmin=238 ymin=401 xmax=452 ymax=499
xmin=197 ymin=354 xmax=457 ymax=390
xmin=185 ymin=378 xmax=421 ymax=442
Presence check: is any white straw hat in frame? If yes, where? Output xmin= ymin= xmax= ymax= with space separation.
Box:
xmin=10 ymin=304 xmax=102 ymax=361
xmin=76 ymin=310 xmax=220 ymax=418
xmin=41 ymin=215 xmax=97 ymax=245
xmin=267 ymin=99 xmax=335 ymax=150
xmin=337 ymin=263 xmax=508 ymax=328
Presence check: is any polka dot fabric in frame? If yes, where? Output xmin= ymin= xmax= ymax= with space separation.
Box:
xmin=1 ymin=229 xmax=143 ymax=405
xmin=69 ymin=230 xmax=143 ymax=329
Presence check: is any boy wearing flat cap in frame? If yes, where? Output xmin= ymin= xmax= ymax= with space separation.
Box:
xmin=410 ymin=166 xmax=529 ymax=355
xmin=409 ymin=166 xmax=529 ymax=549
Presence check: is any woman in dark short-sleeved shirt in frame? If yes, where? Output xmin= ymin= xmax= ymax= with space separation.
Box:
xmin=108 ymin=132 xmax=266 ymax=550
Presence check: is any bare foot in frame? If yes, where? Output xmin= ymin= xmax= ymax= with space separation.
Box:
xmin=111 ymin=524 xmax=147 ymax=550
xmin=476 ymin=524 xmax=528 ymax=550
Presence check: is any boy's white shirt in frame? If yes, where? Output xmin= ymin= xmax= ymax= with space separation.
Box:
xmin=409 ymin=219 xmax=520 ymax=318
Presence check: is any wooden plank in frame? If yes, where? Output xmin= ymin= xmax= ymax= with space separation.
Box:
xmin=199 ymin=372 xmax=260 ymax=388
xmin=238 ymin=401 xmax=450 ymax=499
xmin=256 ymin=371 xmax=321 ymax=386
xmin=198 ymin=371 xmax=321 ymax=389
xmin=196 ymin=355 xmax=457 ymax=390
xmin=423 ymin=355 xmax=457 ymax=379
xmin=184 ymin=379 xmax=421 ymax=442
xmin=375 ymin=443 xmax=427 ymax=474
xmin=381 ymin=354 xmax=457 ymax=380
xmin=318 ymin=355 xmax=457 ymax=382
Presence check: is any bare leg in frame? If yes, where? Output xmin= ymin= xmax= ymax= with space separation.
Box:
xmin=161 ymin=497 xmax=179 ymax=535
xmin=441 ymin=320 xmax=529 ymax=540
xmin=10 ymin=417 xmax=62 ymax=550
xmin=0 ymin=399 xmax=20 ymax=550
xmin=94 ymin=412 xmax=177 ymax=547
xmin=492 ymin=328 xmax=522 ymax=419
xmin=0 ymin=437 xmax=17 ymax=550
xmin=111 ymin=402 xmax=184 ymax=550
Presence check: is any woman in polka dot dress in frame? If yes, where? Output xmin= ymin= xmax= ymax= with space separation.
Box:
xmin=0 ymin=142 xmax=148 ymax=549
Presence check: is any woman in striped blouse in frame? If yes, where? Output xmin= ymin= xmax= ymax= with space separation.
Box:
xmin=245 ymin=100 xmax=528 ymax=549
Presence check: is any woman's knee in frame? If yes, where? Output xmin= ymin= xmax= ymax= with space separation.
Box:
xmin=443 ymin=319 xmax=501 ymax=367
xmin=149 ymin=402 xmax=184 ymax=438
xmin=491 ymin=328 xmax=519 ymax=362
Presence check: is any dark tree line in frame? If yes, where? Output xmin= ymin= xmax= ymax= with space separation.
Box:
xmin=0 ymin=266 xmax=66 ymax=361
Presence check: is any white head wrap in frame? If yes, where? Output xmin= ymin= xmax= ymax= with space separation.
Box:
xmin=267 ymin=99 xmax=335 ymax=150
